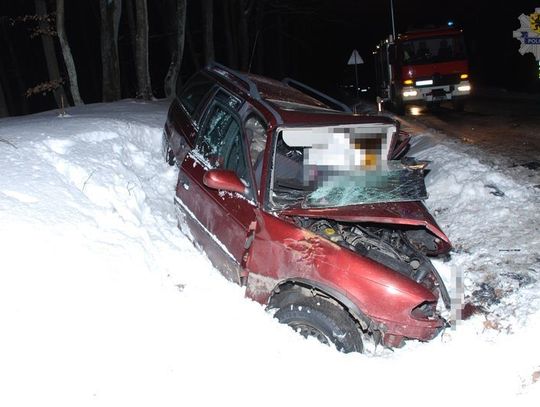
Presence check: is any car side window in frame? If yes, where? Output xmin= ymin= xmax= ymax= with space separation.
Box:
xmin=214 ymin=89 xmax=242 ymax=110
xmin=245 ymin=114 xmax=267 ymax=191
xmin=177 ymin=73 xmax=214 ymax=119
xmin=195 ymin=103 xmax=252 ymax=196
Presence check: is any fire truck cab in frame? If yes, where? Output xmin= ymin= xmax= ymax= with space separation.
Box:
xmin=375 ymin=27 xmax=471 ymax=114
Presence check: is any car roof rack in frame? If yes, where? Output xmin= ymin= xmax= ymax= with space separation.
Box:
xmin=208 ymin=61 xmax=262 ymax=100
xmin=207 ymin=62 xmax=283 ymax=125
xmin=282 ymin=78 xmax=352 ymax=113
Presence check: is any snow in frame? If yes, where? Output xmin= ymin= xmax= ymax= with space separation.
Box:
xmin=1 ymin=99 xmax=539 ymax=406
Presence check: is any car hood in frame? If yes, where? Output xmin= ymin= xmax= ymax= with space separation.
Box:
xmin=280 ymin=201 xmax=450 ymax=244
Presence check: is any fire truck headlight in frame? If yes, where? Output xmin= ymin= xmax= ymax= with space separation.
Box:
xmin=457 ymin=85 xmax=471 ymax=92
xmin=403 ymin=89 xmax=418 ymax=97
xmin=460 ymin=73 xmax=469 ymax=80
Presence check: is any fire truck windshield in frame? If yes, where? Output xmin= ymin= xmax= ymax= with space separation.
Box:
xmin=401 ymin=35 xmax=466 ymax=65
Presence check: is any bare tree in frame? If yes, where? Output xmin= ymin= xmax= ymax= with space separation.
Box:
xmin=1 ymin=17 xmax=29 ymax=114
xmin=253 ymin=0 xmax=265 ymax=73
xmin=0 ymin=79 xmax=8 ymax=117
xmin=99 ymin=0 xmax=122 ymax=102
xmin=0 ymin=44 xmax=8 ymax=116
xmin=220 ymin=0 xmax=256 ymax=71
xmin=164 ymin=0 xmax=187 ymax=98
xmin=186 ymin=17 xmax=201 ymax=70
xmin=201 ymin=0 xmax=215 ymax=65
xmin=238 ymin=0 xmax=252 ymax=70
xmin=125 ymin=0 xmax=137 ymax=63
xmin=221 ymin=1 xmax=238 ymax=68
xmin=56 ymin=0 xmax=83 ymax=105
xmin=134 ymin=0 xmax=152 ymax=99
xmin=34 ymin=0 xmax=68 ymax=108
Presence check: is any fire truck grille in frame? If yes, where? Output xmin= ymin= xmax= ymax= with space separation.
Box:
xmin=432 ymin=73 xmax=461 ymax=86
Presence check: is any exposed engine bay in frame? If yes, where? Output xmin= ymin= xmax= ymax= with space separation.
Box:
xmin=297 ymin=218 xmax=451 ymax=309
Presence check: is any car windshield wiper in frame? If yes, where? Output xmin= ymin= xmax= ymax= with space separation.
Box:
xmin=275 ymin=179 xmax=306 ymax=191
xmin=272 ymin=186 xmax=306 ymax=207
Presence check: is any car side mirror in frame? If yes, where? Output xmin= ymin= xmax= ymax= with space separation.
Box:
xmin=203 ymin=169 xmax=247 ymax=194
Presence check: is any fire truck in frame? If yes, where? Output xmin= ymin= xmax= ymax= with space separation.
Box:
xmin=374 ymin=26 xmax=471 ymax=114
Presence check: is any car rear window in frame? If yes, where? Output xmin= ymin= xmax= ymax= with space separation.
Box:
xmin=177 ymin=73 xmax=214 ymax=116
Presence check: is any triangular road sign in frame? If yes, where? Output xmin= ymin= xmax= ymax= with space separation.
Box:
xmin=347 ymin=49 xmax=364 ymax=65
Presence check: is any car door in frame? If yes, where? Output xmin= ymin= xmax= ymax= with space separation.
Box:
xmin=166 ymin=73 xmax=215 ymax=162
xmin=176 ymin=99 xmax=258 ymax=284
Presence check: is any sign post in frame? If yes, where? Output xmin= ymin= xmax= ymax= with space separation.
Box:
xmin=347 ymin=49 xmax=364 ymax=98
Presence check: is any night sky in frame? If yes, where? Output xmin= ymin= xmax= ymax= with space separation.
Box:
xmin=0 ymin=0 xmax=538 ymax=116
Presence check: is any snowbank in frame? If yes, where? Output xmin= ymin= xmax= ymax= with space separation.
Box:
xmin=0 ymin=100 xmax=538 ymax=406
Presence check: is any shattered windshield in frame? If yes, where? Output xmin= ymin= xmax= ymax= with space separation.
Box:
xmin=270 ymin=125 xmax=428 ymax=208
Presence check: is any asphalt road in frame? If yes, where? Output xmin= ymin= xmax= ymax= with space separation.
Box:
xmin=395 ymin=89 xmax=540 ymax=166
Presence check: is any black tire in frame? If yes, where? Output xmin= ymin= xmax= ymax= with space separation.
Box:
xmin=274 ymin=296 xmax=363 ymax=353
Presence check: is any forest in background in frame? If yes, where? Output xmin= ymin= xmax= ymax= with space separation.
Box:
xmin=1 ymin=0 xmax=324 ymax=117
xmin=0 ymin=0 xmax=538 ymax=118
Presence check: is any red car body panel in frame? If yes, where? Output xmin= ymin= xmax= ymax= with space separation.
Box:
xmin=244 ymin=212 xmax=444 ymax=343
xmin=177 ymin=153 xmax=257 ymax=263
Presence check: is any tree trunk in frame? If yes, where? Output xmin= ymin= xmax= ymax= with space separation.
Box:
xmin=164 ymin=0 xmax=187 ymax=98
xmin=238 ymin=0 xmax=250 ymax=71
xmin=186 ymin=18 xmax=201 ymax=70
xmin=0 ymin=78 xmax=8 ymax=117
xmin=276 ymin=14 xmax=285 ymax=78
xmin=35 ymin=0 xmax=68 ymax=108
xmin=254 ymin=0 xmax=264 ymax=74
xmin=0 ymin=17 xmax=29 ymax=114
xmin=0 ymin=48 xmax=10 ymax=116
xmin=99 ymin=0 xmax=122 ymax=101
xmin=125 ymin=0 xmax=137 ymax=63
xmin=221 ymin=1 xmax=237 ymax=68
xmin=134 ymin=0 xmax=152 ymax=99
xmin=56 ymin=0 xmax=83 ymax=105
xmin=201 ymin=0 xmax=214 ymax=65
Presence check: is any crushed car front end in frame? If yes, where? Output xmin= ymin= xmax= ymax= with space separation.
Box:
xmin=276 ymin=209 xmax=450 ymax=347
xmin=250 ymin=119 xmax=451 ymax=348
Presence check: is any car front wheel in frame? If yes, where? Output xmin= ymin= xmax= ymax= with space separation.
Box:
xmin=274 ymin=296 xmax=363 ymax=353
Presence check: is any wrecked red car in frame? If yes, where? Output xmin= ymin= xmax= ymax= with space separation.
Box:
xmin=163 ymin=63 xmax=451 ymax=352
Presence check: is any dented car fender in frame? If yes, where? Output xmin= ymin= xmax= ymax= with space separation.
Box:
xmin=244 ymin=212 xmax=439 ymax=326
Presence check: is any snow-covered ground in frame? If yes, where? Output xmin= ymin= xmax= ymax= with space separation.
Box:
xmin=0 ymin=100 xmax=538 ymax=406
